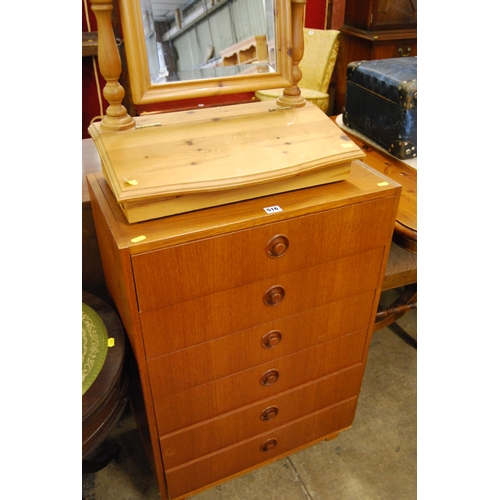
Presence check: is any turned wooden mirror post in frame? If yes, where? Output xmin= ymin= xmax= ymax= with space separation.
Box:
xmin=90 ymin=0 xmax=307 ymax=115
xmin=89 ymin=0 xmax=135 ymax=131
xmin=277 ymin=0 xmax=307 ymax=108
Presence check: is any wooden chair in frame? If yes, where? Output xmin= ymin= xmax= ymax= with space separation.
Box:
xmin=255 ymin=28 xmax=341 ymax=113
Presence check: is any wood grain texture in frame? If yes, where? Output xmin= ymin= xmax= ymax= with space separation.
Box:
xmin=117 ymin=0 xmax=295 ymax=105
xmin=87 ymin=160 xmax=399 ymax=254
xmin=383 ymin=242 xmax=417 ymax=290
xmin=140 ymin=248 xmax=384 ymax=359
xmin=87 ymin=159 xmax=401 ymax=499
xmin=88 ymin=0 xmax=135 ymax=131
xmin=343 ymin=0 xmax=417 ymax=31
xmin=334 ymin=30 xmax=417 ymax=115
xmin=146 ymin=291 xmax=375 ymax=392
xmin=152 ymin=329 xmax=367 ymax=435
xmin=132 ymin=196 xmax=396 ymax=311
xmin=165 ymin=397 xmax=358 ymax=499
xmin=88 ymin=101 xmax=364 ymax=221
xmin=160 ymin=366 xmax=364 ymax=469
xmin=333 ymin=119 xmax=417 ymax=252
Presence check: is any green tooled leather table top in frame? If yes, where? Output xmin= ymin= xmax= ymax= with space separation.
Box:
xmin=82 ymin=302 xmax=108 ymax=395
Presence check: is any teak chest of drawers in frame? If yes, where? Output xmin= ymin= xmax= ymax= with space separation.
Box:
xmin=87 ymin=160 xmax=400 ymax=499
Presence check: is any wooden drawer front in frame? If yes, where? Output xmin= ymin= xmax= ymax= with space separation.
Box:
xmin=160 ymin=365 xmax=364 ymax=469
xmin=372 ymin=40 xmax=417 ymax=60
xmin=165 ymin=397 xmax=358 ymax=499
xmin=132 ymin=197 xmax=395 ymax=312
xmin=148 ymin=291 xmax=374 ymax=395
xmin=141 ymin=247 xmax=384 ymax=359
xmin=153 ymin=328 xmax=366 ymax=435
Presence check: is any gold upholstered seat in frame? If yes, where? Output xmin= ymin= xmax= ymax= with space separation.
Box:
xmin=255 ymin=28 xmax=341 ymax=113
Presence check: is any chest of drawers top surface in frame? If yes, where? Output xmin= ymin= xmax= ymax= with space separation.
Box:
xmin=88 ymin=160 xmax=398 ymax=254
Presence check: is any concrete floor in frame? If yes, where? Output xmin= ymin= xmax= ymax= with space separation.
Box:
xmin=82 ymin=290 xmax=416 ymax=500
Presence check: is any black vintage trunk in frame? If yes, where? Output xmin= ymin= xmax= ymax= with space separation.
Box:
xmin=343 ymin=57 xmax=417 ymax=160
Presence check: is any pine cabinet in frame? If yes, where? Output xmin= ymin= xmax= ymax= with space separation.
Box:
xmin=87 ymin=160 xmax=400 ymax=499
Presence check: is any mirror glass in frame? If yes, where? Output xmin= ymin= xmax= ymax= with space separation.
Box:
xmin=140 ymin=0 xmax=276 ymax=83
xmin=118 ymin=0 xmax=293 ymax=105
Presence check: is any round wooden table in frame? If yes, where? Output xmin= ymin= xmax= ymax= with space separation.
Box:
xmin=332 ymin=116 xmax=417 ymax=332
xmin=82 ymin=291 xmax=129 ymax=466
xmin=332 ymin=116 xmax=417 ymax=253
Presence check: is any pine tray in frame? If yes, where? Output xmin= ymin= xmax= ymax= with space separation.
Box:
xmin=88 ymin=101 xmax=364 ymax=223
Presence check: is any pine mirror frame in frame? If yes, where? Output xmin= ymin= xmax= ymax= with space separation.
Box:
xmin=119 ymin=0 xmax=295 ymax=106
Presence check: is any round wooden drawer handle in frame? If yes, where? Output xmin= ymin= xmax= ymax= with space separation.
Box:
xmin=263 ymin=286 xmax=285 ymax=306
xmin=260 ymin=438 xmax=278 ymax=452
xmin=266 ymin=235 xmax=289 ymax=258
xmin=261 ymin=330 xmax=282 ymax=349
xmin=260 ymin=369 xmax=279 ymax=386
xmin=260 ymin=406 xmax=279 ymax=421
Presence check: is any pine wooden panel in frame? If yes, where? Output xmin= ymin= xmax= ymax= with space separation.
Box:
xmin=140 ymin=247 xmax=384 ymax=359
xmin=132 ymin=196 xmax=396 ymax=311
xmin=153 ymin=328 xmax=367 ymax=435
xmin=89 ymin=102 xmax=361 ymax=221
xmin=147 ymin=291 xmax=375 ymax=394
xmin=160 ymin=366 xmax=364 ymax=469
xmin=165 ymin=398 xmax=358 ymax=499
xmin=89 ymin=101 xmax=363 ymax=213
xmin=119 ymin=161 xmax=352 ymax=223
